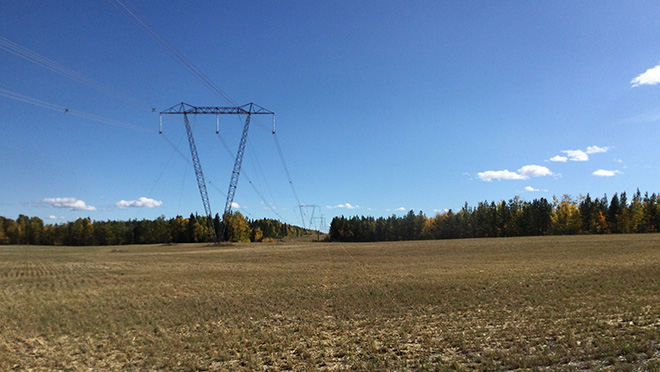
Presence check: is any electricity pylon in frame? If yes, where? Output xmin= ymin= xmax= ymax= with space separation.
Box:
xmin=298 ymin=204 xmax=322 ymax=233
xmin=160 ymin=102 xmax=274 ymax=244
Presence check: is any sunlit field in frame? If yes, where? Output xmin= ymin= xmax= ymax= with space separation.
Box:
xmin=2 ymin=235 xmax=660 ymax=371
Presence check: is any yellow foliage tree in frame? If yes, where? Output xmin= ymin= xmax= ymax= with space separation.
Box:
xmin=551 ymin=195 xmax=581 ymax=235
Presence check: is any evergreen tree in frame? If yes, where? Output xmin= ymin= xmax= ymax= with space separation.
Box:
xmin=607 ymin=193 xmax=620 ymax=233
xmin=579 ymin=194 xmax=596 ymax=234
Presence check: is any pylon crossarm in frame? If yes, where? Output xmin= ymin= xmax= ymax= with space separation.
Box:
xmin=160 ymin=102 xmax=273 ymax=116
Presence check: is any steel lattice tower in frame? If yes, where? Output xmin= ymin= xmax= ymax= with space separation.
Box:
xmin=160 ymin=102 xmax=274 ymax=244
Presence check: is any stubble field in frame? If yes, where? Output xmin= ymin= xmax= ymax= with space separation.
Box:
xmin=1 ymin=234 xmax=660 ymax=371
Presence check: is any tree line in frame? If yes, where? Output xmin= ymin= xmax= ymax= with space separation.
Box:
xmin=0 ymin=212 xmax=306 ymax=246
xmin=329 ymin=190 xmax=660 ymax=242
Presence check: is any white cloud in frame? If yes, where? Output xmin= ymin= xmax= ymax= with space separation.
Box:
xmin=42 ymin=197 xmax=96 ymax=211
xmin=562 ymin=150 xmax=589 ymax=161
xmin=525 ymin=186 xmax=539 ymax=192
xmin=48 ymin=215 xmax=66 ymax=220
xmin=631 ymin=62 xmax=660 ymax=87
xmin=394 ymin=207 xmax=406 ymax=211
xmin=231 ymin=202 xmax=241 ymax=209
xmin=326 ymin=203 xmax=359 ymax=210
xmin=586 ymin=146 xmax=609 ymax=154
xmin=116 ymin=197 xmax=163 ymax=209
xmin=592 ymin=169 xmax=621 ymax=177
xmin=478 ymin=165 xmax=552 ymax=182
xmin=550 ymin=155 xmax=567 ymax=162
xmin=518 ymin=165 xmax=553 ymax=178
xmin=478 ymin=170 xmax=525 ymax=181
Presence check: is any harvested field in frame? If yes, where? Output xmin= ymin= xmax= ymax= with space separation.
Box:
xmin=1 ymin=234 xmax=660 ymax=371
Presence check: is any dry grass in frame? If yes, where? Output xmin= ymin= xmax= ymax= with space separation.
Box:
xmin=1 ymin=234 xmax=660 ymax=371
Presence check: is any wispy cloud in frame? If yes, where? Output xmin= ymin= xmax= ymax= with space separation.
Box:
xmin=261 ymin=203 xmax=277 ymax=210
xmin=525 ymin=186 xmax=539 ymax=192
xmin=621 ymin=111 xmax=660 ymax=124
xmin=48 ymin=215 xmax=66 ymax=220
xmin=41 ymin=197 xmax=96 ymax=211
xmin=231 ymin=202 xmax=242 ymax=209
xmin=385 ymin=207 xmax=407 ymax=212
xmin=478 ymin=165 xmax=552 ymax=182
xmin=326 ymin=203 xmax=359 ymax=210
xmin=593 ymin=169 xmax=621 ymax=177
xmin=586 ymin=146 xmax=609 ymax=154
xmin=631 ymin=62 xmax=660 ymax=87
xmin=116 ymin=197 xmax=163 ymax=209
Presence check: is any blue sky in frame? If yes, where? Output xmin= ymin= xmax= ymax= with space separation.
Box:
xmin=1 ymin=1 xmax=660 ymax=231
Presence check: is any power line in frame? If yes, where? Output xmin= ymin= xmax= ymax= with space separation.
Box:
xmin=0 ymin=87 xmax=153 ymax=133
xmin=163 ymin=119 xmax=283 ymax=221
xmin=213 ymin=128 xmax=284 ymax=221
xmin=163 ymin=132 xmax=261 ymax=220
xmin=161 ymin=133 xmax=194 ymax=166
xmin=247 ymin=141 xmax=279 ymax=214
xmin=108 ymin=0 xmax=235 ymax=106
xmin=273 ymin=132 xmax=305 ymax=227
xmin=0 ymin=36 xmax=154 ymax=112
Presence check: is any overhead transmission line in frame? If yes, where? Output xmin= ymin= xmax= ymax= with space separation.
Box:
xmin=0 ymin=87 xmax=152 ymax=133
xmin=273 ymin=131 xmax=306 ymax=227
xmin=108 ymin=0 xmax=235 ymax=106
xmin=0 ymin=36 xmax=154 ymax=112
xmin=246 ymin=140 xmax=280 ymax=216
xmin=168 ymin=119 xmax=285 ymax=222
xmin=215 ymin=132 xmax=284 ymax=221
xmin=160 ymin=131 xmax=261 ymax=223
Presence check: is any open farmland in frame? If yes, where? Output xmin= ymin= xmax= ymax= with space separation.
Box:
xmin=1 ymin=235 xmax=660 ymax=371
